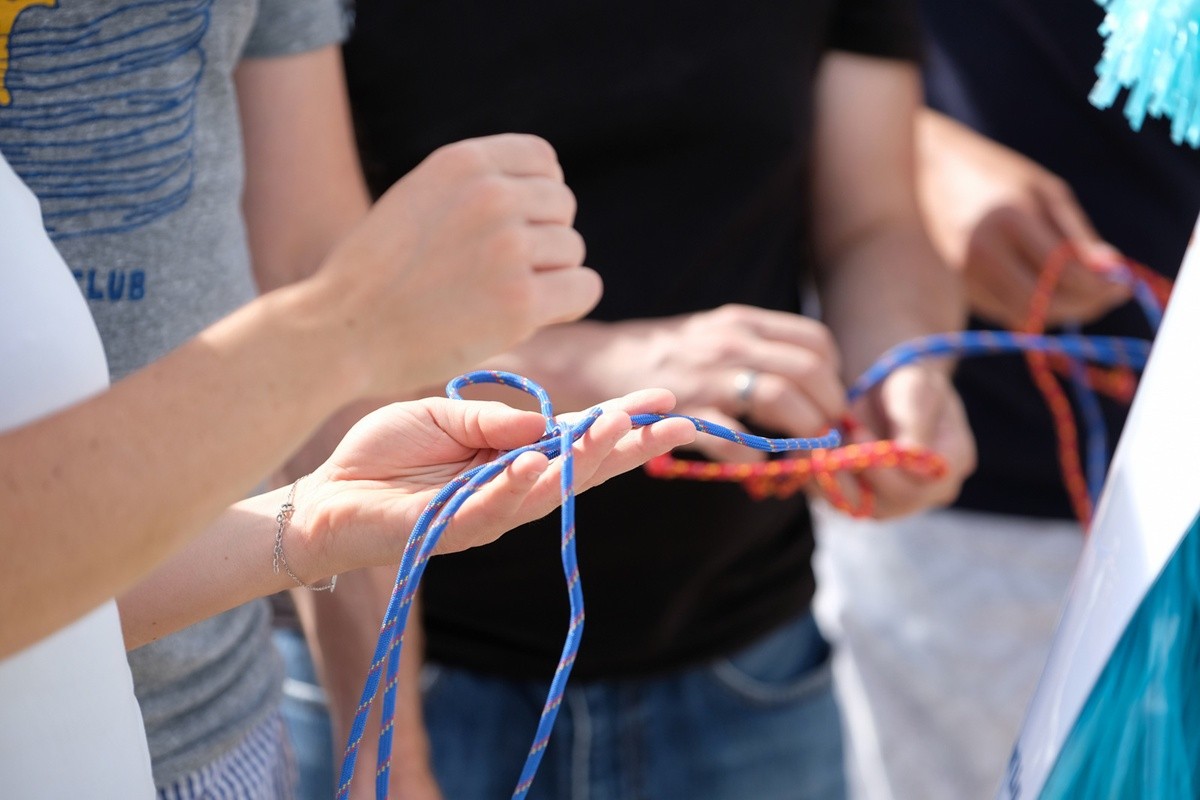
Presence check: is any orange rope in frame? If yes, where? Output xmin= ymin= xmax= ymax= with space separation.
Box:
xmin=645 ymin=243 xmax=1166 ymax=523
xmin=1023 ymin=242 xmax=1094 ymax=525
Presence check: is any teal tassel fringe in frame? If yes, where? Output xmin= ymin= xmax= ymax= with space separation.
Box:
xmin=1040 ymin=513 xmax=1200 ymax=798
xmin=1091 ymin=0 xmax=1200 ymax=146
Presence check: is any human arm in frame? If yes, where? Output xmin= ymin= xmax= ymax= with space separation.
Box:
xmin=4 ymin=130 xmax=602 ymax=659
xmin=115 ymin=391 xmax=696 ymax=649
xmin=811 ymin=52 xmax=976 ymax=517
xmin=475 ymin=308 xmax=847 ymax=464
xmin=917 ymin=108 xmax=1130 ymax=327
xmin=232 ymin=44 xmax=441 ymax=797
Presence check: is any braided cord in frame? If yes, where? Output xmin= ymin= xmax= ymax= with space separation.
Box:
xmin=649 ymin=253 xmax=1165 ymax=519
xmin=334 ymin=370 xmax=851 ymax=798
xmin=339 ymin=261 xmax=1166 ymax=797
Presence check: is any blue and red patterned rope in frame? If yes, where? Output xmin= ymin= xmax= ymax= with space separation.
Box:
xmin=338 ymin=269 xmax=1162 ymax=799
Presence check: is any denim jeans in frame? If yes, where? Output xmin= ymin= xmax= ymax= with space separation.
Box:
xmin=273 ymin=627 xmax=336 ymax=800
xmin=424 ymin=613 xmax=845 ymax=800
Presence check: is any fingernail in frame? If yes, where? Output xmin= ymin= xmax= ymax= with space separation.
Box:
xmin=1086 ymin=243 xmax=1124 ymax=271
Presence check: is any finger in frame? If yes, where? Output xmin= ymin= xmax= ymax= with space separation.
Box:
xmin=964 ymin=220 xmax=1040 ymax=326
xmin=859 ymin=372 xmax=974 ymax=518
xmin=857 ymin=466 xmax=935 ymax=519
xmin=510 ymin=410 xmax=633 ymax=514
xmin=531 ymin=266 xmax=603 ymax=325
xmin=1037 ymin=181 xmax=1124 ymax=269
xmin=576 ymin=416 xmax=699 ymax=492
xmin=568 ymin=408 xmax=634 ymax=483
xmin=858 ymin=420 xmax=970 ymax=519
xmin=474 ymin=133 xmax=565 ymax=180
xmin=571 ymin=387 xmax=681 ymax=419
xmin=436 ymin=450 xmax=550 ymax=554
xmin=1006 ymin=208 xmax=1130 ymax=323
xmin=504 ymin=410 xmax=695 ymax=526
xmin=441 ymin=416 xmax=625 ymax=556
xmin=738 ymin=374 xmax=834 ymax=440
xmin=548 ymin=394 xmax=689 ymax=483
xmin=529 ymin=224 xmax=586 ymax=271
xmin=805 ymin=436 xmax=872 ymax=518
xmin=728 ymin=338 xmax=847 ymax=422
xmin=728 ymin=306 xmax=841 ymax=371
xmin=434 ymin=399 xmax=551 ymax=451
xmin=877 ymin=367 xmax=939 ymax=449
xmin=738 ymin=373 xmax=844 ymax=441
xmin=844 ymin=410 xmax=943 ymax=519
xmin=1045 ymin=262 xmax=1131 ymax=325
xmin=1000 ymin=205 xmax=1063 ymax=287
xmin=518 ymin=177 xmax=578 ymax=225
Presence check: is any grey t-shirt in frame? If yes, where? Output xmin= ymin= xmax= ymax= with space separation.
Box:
xmin=0 ymin=0 xmax=346 ymax=785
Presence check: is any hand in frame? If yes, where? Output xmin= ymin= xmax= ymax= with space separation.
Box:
xmin=825 ymin=364 xmax=976 ymax=519
xmin=918 ymin=111 xmax=1130 ymax=328
xmin=288 ymin=391 xmax=696 ymax=578
xmin=313 ymin=134 xmax=603 ymax=396
xmin=598 ymin=304 xmax=846 ymax=461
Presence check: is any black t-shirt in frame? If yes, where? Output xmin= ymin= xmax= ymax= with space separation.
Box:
xmin=921 ymin=0 xmax=1200 ymax=519
xmin=343 ymin=0 xmax=920 ymax=680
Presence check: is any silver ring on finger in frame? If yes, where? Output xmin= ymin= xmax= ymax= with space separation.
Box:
xmin=732 ymin=369 xmax=759 ymax=415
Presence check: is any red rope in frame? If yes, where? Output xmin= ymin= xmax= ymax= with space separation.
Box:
xmin=645 ymin=244 xmax=1168 ymax=523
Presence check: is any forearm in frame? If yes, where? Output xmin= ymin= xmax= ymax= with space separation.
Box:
xmin=479 ymin=320 xmax=643 ymax=411
xmin=813 ymin=54 xmax=964 ymax=381
xmin=817 ymin=222 xmax=963 ymax=381
xmin=1 ymin=279 xmax=366 ymax=657
xmin=239 ymin=47 xmax=372 ymax=292
xmin=118 ymin=487 xmax=311 ymax=649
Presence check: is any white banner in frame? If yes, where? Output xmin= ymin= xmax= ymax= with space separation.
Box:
xmin=999 ymin=225 xmax=1200 ymax=799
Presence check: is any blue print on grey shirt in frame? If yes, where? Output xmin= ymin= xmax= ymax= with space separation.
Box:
xmin=0 ymin=0 xmax=211 ymax=239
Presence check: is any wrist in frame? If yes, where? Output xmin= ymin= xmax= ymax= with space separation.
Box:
xmin=264 ymin=273 xmax=377 ymax=405
xmin=490 ymin=320 xmax=624 ymax=410
xmin=276 ymin=473 xmax=344 ymax=590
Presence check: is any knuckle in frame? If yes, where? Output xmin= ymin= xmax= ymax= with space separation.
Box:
xmin=791 ymin=352 xmax=821 ymax=384
xmin=709 ymin=335 xmax=746 ymax=362
xmin=525 ymin=134 xmax=558 ymax=165
xmin=485 ymin=225 xmax=533 ymax=265
xmin=499 ymin=278 xmax=536 ymax=317
xmin=558 ymin=184 xmax=579 ymax=220
xmin=989 ymin=205 xmax=1025 ymax=232
xmin=754 ymin=374 xmax=787 ymax=407
xmin=566 ymin=227 xmax=587 ymax=264
xmin=718 ymin=303 xmax=753 ymax=322
xmin=432 ymin=140 xmax=488 ymax=175
xmin=1044 ymin=175 xmax=1073 ymax=201
xmin=809 ymin=325 xmax=838 ymax=362
xmin=468 ymin=175 xmax=519 ymax=218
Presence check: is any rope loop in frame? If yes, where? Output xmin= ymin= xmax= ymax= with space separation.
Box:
xmin=337 ymin=257 xmax=1169 ymax=798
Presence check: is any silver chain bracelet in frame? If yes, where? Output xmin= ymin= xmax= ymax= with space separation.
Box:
xmin=273 ymin=476 xmax=337 ymax=592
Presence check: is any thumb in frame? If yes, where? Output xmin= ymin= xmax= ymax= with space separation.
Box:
xmin=877 ymin=368 xmax=942 ymax=449
xmin=438 ymin=400 xmax=551 ymax=451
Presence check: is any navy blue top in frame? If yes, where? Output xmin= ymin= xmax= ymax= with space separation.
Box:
xmin=922 ymin=0 xmax=1200 ymax=519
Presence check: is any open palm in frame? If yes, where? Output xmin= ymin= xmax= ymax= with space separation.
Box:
xmin=295 ymin=391 xmax=695 ymax=575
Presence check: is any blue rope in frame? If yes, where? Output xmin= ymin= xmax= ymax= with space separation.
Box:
xmin=338 ymin=328 xmax=1160 ymax=800
xmin=1063 ymin=324 xmax=1111 ymax=504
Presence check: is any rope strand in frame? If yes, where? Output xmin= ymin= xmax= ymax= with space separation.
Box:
xmin=338 ymin=261 xmax=1166 ymax=797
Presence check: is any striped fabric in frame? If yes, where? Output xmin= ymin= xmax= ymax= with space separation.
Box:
xmin=158 ymin=712 xmax=296 ymax=800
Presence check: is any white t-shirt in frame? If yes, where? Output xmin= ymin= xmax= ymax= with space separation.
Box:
xmin=0 ymin=154 xmax=154 ymax=795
